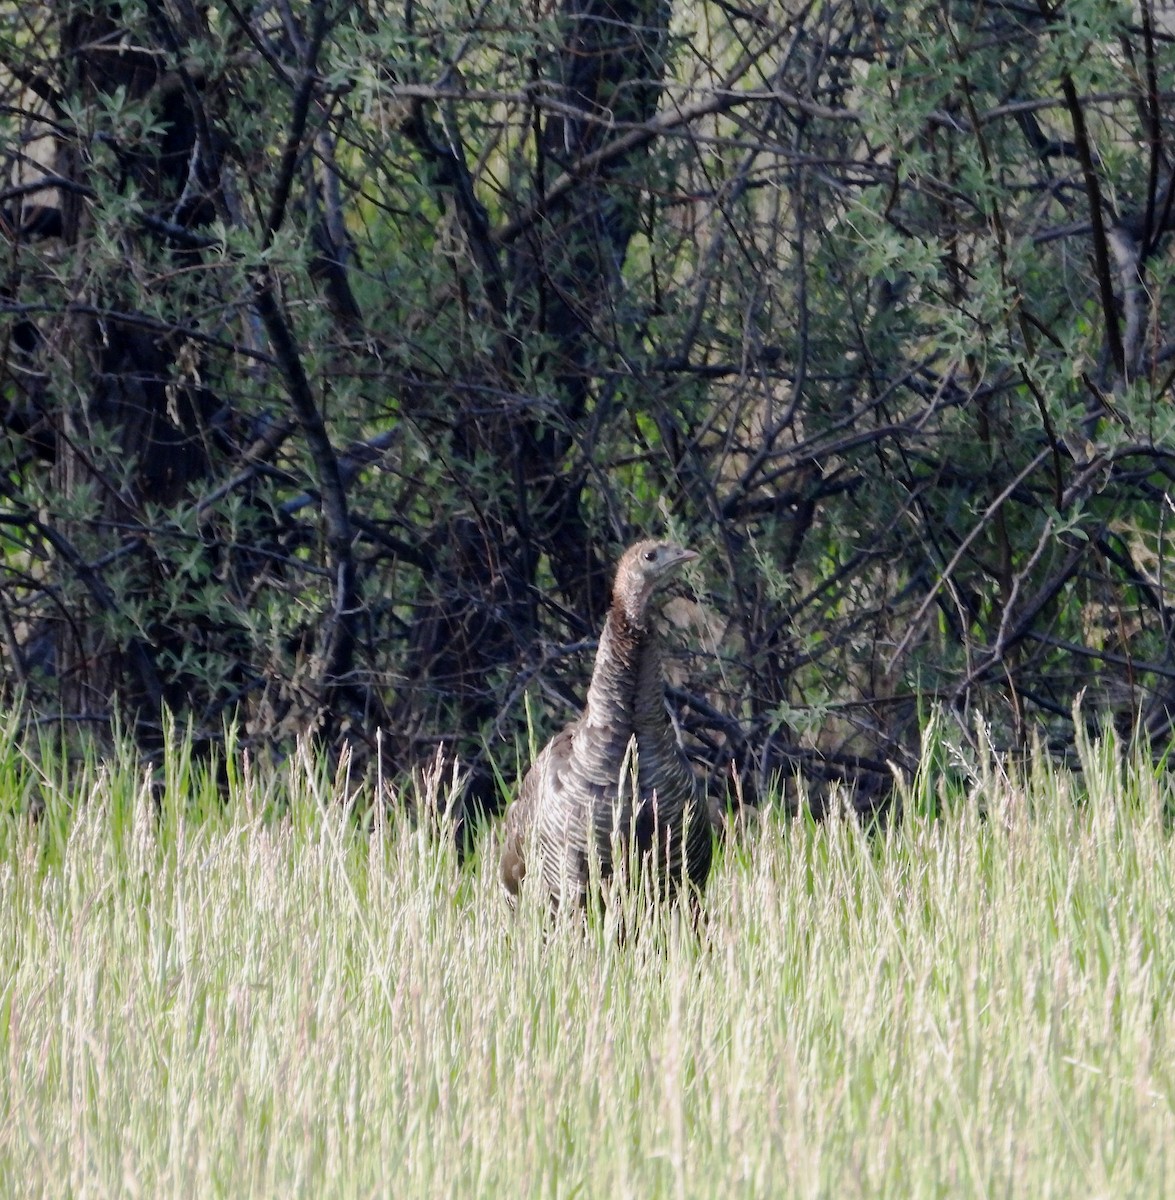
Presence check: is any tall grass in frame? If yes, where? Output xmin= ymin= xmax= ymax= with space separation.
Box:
xmin=0 ymin=718 xmax=1172 ymax=1198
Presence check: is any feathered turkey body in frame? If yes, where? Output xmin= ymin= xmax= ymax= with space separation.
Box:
xmin=500 ymin=540 xmax=713 ymax=910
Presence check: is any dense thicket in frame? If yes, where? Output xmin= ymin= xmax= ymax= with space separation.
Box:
xmin=2 ymin=0 xmax=1174 ymax=812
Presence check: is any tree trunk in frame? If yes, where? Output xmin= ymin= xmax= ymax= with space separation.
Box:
xmin=44 ymin=7 xmax=220 ymax=739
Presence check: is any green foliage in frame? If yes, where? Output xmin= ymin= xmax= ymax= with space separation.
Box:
xmin=1 ymin=0 xmax=1174 ymax=797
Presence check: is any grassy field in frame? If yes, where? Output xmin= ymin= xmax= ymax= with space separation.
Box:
xmin=0 ymin=720 xmax=1172 ymax=1198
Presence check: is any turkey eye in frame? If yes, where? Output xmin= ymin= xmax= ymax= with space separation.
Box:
xmin=644 ymin=550 xmax=657 ymax=562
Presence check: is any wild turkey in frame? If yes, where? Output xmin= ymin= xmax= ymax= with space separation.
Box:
xmin=500 ymin=539 xmax=713 ymax=910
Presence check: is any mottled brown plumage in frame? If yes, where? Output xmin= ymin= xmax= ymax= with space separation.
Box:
xmin=500 ymin=540 xmax=712 ymax=910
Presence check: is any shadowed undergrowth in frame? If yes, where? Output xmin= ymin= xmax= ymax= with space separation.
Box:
xmin=0 ymin=719 xmax=1172 ymax=1198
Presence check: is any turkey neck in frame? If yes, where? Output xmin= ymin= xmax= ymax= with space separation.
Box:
xmin=581 ymin=603 xmax=668 ymax=739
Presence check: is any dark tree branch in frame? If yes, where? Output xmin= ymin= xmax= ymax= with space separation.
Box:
xmin=1054 ymin=69 xmax=1126 ymax=378
xmin=251 ymin=278 xmax=359 ymax=733
xmin=263 ymin=0 xmax=331 ymax=247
